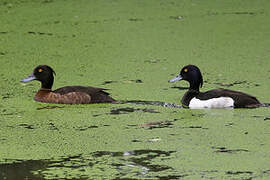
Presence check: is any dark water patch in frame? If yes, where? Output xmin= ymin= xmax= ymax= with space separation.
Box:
xmin=2 ymin=110 xmax=24 ymax=116
xmin=144 ymin=59 xmax=164 ymax=63
xmin=56 ymin=154 xmax=86 ymax=168
xmin=262 ymin=103 xmax=270 ymax=108
xmin=101 ymin=80 xmax=118 ymax=85
xmin=155 ymin=174 xmax=187 ymax=179
xmin=92 ymin=114 xmax=102 ymax=117
xmin=1 ymin=150 xmax=176 ymax=179
xmin=252 ymin=115 xmax=262 ymax=118
xmin=36 ymin=106 xmax=65 ymax=110
xmin=88 ymin=20 xmax=100 ymax=24
xmin=123 ymin=100 xmax=182 ymax=108
xmin=0 ymin=138 xmax=7 ymax=142
xmin=201 ymin=170 xmax=219 ymax=176
xmin=225 ymin=122 xmax=234 ymax=127
xmin=75 ymin=125 xmax=99 ymax=131
xmin=263 ymin=170 xmax=270 ymax=174
xmin=169 ymin=16 xmax=183 ymax=20
xmin=130 ymin=79 xmax=143 ymax=83
xmin=86 ymin=18 xmax=121 ymax=24
xmin=170 ymin=86 xmax=189 ymax=90
xmin=126 ymin=149 xmax=176 ymax=172
xmin=42 ymin=0 xmax=54 ymax=3
xmin=0 ymin=1 xmax=34 ymax=6
xmin=93 ymin=149 xmax=176 ymax=172
xmin=27 ymin=31 xmax=53 ymax=36
xmin=131 ymin=139 xmax=142 ymax=142
xmin=140 ymin=120 xmax=174 ymax=129
xmin=264 ymin=117 xmax=270 ymax=121
xmin=48 ymin=122 xmax=58 ymax=131
xmin=214 ymin=80 xmax=247 ymax=87
xmin=0 ymin=160 xmax=47 ymax=180
xmin=208 ymin=11 xmax=263 ymax=16
xmin=91 ymin=151 xmax=123 ymax=158
xmin=103 ymin=18 xmax=120 ymax=23
xmin=185 ymin=126 xmax=207 ymax=129
xmin=139 ymin=119 xmax=182 ymax=130
xmin=102 ymin=79 xmax=142 ymax=85
xmin=226 ymin=171 xmax=253 ymax=175
xmin=191 ymin=113 xmax=205 ymax=118
xmin=18 ymin=123 xmax=35 ymax=129
xmin=110 ymin=107 xmax=159 ymax=115
xmin=127 ymin=124 xmax=137 ymax=127
xmin=251 ymin=115 xmax=270 ymax=120
xmin=213 ymin=147 xmax=249 ymax=153
xmin=135 ymin=79 xmax=143 ymax=83
xmin=223 ymin=11 xmax=262 ymax=15
xmin=207 ymin=12 xmax=219 ymax=16
xmin=2 ymin=92 xmax=13 ymax=99
xmin=178 ymin=125 xmax=208 ymax=130
xmin=129 ymin=18 xmax=143 ymax=22
xmin=92 ymin=150 xmax=176 ymax=174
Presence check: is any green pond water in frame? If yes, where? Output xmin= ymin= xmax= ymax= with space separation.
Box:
xmin=1 ymin=0 xmax=270 ymax=179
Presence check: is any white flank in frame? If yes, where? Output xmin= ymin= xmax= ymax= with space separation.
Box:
xmin=189 ymin=97 xmax=234 ymax=109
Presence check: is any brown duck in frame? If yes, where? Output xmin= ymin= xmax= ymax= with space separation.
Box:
xmin=21 ymin=65 xmax=116 ymax=104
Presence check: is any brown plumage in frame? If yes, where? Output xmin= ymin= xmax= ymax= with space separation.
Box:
xmin=21 ymin=65 xmax=116 ymax=104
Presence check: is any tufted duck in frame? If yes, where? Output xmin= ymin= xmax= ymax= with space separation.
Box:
xmin=21 ymin=65 xmax=116 ymax=104
xmin=169 ymin=65 xmax=261 ymax=109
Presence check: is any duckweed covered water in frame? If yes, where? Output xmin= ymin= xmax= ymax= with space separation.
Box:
xmin=1 ymin=0 xmax=270 ymax=179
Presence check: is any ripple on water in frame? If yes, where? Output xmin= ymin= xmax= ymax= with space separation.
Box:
xmin=0 ymin=149 xmax=177 ymax=179
xmin=110 ymin=107 xmax=159 ymax=115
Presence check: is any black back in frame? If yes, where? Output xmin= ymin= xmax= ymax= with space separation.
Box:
xmin=196 ymin=88 xmax=260 ymax=108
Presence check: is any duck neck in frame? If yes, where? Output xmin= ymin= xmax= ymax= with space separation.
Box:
xmin=181 ymin=89 xmax=200 ymax=107
xmin=41 ymin=77 xmax=53 ymax=90
xmin=189 ymin=81 xmax=200 ymax=92
xmin=39 ymin=88 xmax=52 ymax=91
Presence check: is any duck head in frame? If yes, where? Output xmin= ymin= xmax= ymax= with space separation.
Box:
xmin=169 ymin=64 xmax=203 ymax=91
xmin=21 ymin=65 xmax=56 ymax=89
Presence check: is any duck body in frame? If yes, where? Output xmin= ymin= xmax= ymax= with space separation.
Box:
xmin=182 ymin=88 xmax=260 ymax=109
xmin=21 ymin=65 xmax=116 ymax=104
xmin=34 ymin=86 xmax=115 ymax=104
xmin=169 ymin=65 xmax=261 ymax=109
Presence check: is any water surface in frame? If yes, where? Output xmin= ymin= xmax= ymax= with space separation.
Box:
xmin=1 ymin=0 xmax=270 ymax=179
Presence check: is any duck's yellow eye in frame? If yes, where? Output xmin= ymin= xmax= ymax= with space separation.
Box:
xmin=38 ymin=68 xmax=43 ymax=73
xmin=184 ymin=68 xmax=188 ymax=73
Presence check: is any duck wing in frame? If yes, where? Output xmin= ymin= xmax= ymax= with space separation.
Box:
xmin=53 ymin=86 xmax=115 ymax=103
xmin=197 ymin=88 xmax=260 ymax=108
